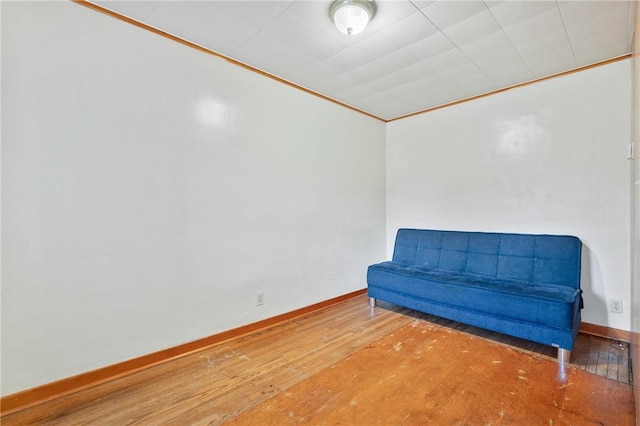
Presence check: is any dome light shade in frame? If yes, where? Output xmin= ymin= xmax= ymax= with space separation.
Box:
xmin=330 ymin=0 xmax=376 ymax=36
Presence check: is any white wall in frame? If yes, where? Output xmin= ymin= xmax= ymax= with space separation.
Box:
xmin=387 ymin=59 xmax=632 ymax=332
xmin=630 ymin=3 xmax=640 ymax=409
xmin=1 ymin=2 xmax=386 ymax=395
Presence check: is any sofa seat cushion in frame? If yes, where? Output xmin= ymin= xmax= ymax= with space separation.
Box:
xmin=368 ymin=261 xmax=581 ymax=329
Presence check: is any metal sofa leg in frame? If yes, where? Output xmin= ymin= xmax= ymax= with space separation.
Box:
xmin=558 ymin=348 xmax=570 ymax=365
xmin=368 ymin=297 xmax=377 ymax=308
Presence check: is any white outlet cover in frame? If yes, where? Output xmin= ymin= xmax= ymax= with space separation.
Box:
xmin=610 ymin=299 xmax=623 ymax=313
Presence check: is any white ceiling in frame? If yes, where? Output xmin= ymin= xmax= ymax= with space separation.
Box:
xmin=92 ymin=0 xmax=636 ymax=121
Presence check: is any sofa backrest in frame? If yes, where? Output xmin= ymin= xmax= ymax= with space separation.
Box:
xmin=392 ymin=229 xmax=582 ymax=289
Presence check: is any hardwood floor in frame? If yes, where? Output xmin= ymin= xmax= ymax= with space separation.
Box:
xmin=1 ymin=295 xmax=634 ymax=425
xmin=394 ymin=304 xmax=633 ymax=385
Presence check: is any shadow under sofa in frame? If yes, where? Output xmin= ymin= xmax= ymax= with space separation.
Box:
xmin=367 ymin=229 xmax=583 ymax=364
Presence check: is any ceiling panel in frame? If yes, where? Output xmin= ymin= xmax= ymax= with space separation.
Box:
xmin=405 ymin=31 xmax=456 ymax=61
xmin=488 ymin=1 xmax=557 ymax=28
xmin=420 ymin=0 xmax=488 ymax=29
xmin=501 ymin=8 xmax=565 ymax=46
xmin=92 ymin=0 xmax=635 ymax=121
xmin=382 ymin=11 xmax=439 ymax=46
xmin=442 ymin=9 xmax=501 ymax=46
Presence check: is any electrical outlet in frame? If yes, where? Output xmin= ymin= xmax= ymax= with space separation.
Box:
xmin=256 ymin=293 xmax=264 ymax=306
xmin=610 ymin=299 xmax=623 ymax=313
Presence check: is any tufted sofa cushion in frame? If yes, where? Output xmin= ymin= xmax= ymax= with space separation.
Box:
xmin=367 ymin=262 xmax=580 ymax=329
xmin=391 ymin=229 xmax=581 ymax=288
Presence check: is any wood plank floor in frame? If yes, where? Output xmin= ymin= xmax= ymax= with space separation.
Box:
xmin=1 ymin=295 xmax=634 ymax=425
xmin=395 ymin=303 xmax=633 ymax=385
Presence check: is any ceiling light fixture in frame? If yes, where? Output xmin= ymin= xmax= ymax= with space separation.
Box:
xmin=329 ymin=0 xmax=376 ymax=36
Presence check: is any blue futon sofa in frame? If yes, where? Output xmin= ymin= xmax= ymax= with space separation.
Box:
xmin=367 ymin=229 xmax=583 ymax=363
